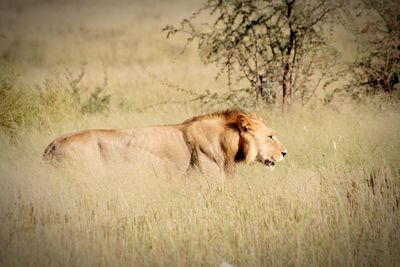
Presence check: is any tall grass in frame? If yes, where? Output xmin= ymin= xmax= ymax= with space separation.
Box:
xmin=0 ymin=103 xmax=399 ymax=267
xmin=0 ymin=0 xmax=399 ymax=266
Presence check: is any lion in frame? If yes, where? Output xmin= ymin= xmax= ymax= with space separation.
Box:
xmin=43 ymin=109 xmax=287 ymax=176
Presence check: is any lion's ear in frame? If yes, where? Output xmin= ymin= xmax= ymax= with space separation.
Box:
xmin=237 ymin=114 xmax=251 ymax=133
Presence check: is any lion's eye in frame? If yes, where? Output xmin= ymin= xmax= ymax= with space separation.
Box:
xmin=268 ymin=135 xmax=273 ymax=140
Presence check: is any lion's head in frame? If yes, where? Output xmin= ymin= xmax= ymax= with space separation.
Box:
xmin=236 ymin=113 xmax=287 ymax=169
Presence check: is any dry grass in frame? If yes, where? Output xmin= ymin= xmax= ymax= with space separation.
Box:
xmin=1 ymin=104 xmax=399 ymax=267
xmin=0 ymin=0 xmax=400 ymax=266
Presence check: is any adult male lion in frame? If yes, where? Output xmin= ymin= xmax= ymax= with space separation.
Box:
xmin=43 ymin=109 xmax=287 ymax=176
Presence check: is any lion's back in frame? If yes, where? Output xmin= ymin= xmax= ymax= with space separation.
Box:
xmin=43 ymin=126 xmax=192 ymax=173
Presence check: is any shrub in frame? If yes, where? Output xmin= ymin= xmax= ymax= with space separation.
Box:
xmin=65 ymin=67 xmax=111 ymax=114
xmin=0 ymin=66 xmax=111 ymax=139
xmin=0 ymin=68 xmax=38 ymax=138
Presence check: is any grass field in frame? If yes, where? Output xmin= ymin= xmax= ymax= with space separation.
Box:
xmin=1 ymin=0 xmax=400 ymax=266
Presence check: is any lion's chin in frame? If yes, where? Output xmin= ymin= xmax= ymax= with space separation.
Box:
xmin=264 ymin=159 xmax=275 ymax=170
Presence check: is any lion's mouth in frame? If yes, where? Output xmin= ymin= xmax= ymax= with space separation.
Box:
xmin=264 ymin=159 xmax=275 ymax=167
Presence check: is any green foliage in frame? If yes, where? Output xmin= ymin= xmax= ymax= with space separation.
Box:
xmin=0 ymin=70 xmax=79 ymax=138
xmin=65 ymin=67 xmax=111 ymax=114
xmin=0 ymin=66 xmax=111 ymax=139
xmin=81 ymin=87 xmax=111 ymax=114
xmin=0 ymin=68 xmax=33 ymax=138
xmin=36 ymin=79 xmax=80 ymax=124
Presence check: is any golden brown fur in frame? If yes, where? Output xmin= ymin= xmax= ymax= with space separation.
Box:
xmin=43 ymin=109 xmax=287 ymax=176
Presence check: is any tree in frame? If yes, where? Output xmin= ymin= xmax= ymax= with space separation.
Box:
xmin=164 ymin=0 xmax=342 ymax=108
xmin=347 ymin=0 xmax=399 ymax=96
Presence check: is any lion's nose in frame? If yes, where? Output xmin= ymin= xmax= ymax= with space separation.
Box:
xmin=281 ymin=152 xmax=287 ymax=157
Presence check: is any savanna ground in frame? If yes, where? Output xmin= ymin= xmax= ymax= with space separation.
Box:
xmin=0 ymin=0 xmax=399 ymax=266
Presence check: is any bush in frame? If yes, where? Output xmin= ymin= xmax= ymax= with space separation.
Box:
xmin=0 ymin=66 xmax=111 ymax=139
xmin=0 ymin=68 xmax=38 ymax=138
xmin=65 ymin=68 xmax=111 ymax=114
